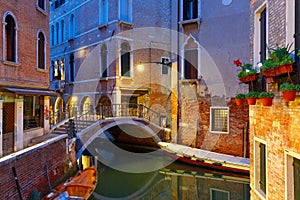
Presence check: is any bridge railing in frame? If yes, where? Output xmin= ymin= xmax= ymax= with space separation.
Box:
xmin=98 ymin=104 xmax=169 ymax=128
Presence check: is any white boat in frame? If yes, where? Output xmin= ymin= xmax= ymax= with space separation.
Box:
xmin=158 ymin=142 xmax=250 ymax=174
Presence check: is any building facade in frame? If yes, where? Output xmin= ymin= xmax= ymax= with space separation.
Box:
xmin=49 ymin=0 xmax=178 ymax=128
xmin=0 ymin=0 xmax=56 ymax=157
xmin=249 ymin=0 xmax=300 ymax=199
xmin=176 ymin=0 xmax=251 ymax=157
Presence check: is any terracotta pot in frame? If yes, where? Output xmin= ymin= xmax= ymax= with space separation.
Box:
xmin=262 ymin=69 xmax=276 ymax=77
xmin=261 ymin=98 xmax=273 ymax=106
xmin=247 ymin=98 xmax=256 ymax=105
xmin=235 ymin=99 xmax=244 ymax=106
xmin=282 ymin=90 xmax=296 ymax=101
xmin=239 ymin=74 xmax=258 ymax=83
xmin=276 ymin=64 xmax=293 ymax=75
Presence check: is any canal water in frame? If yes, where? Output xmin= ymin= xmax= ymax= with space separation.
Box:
xmin=84 ymin=138 xmax=250 ymax=200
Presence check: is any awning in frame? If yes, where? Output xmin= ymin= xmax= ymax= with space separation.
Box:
xmin=3 ymin=87 xmax=59 ymax=96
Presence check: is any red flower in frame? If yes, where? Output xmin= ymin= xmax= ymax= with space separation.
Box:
xmin=233 ymin=59 xmax=242 ymax=67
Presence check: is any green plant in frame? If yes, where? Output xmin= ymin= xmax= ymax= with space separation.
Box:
xmin=234 ymin=59 xmax=257 ymax=78
xmin=279 ymin=83 xmax=300 ymax=91
xmin=246 ymin=91 xmax=259 ymax=98
xmin=258 ymin=92 xmax=275 ymax=98
xmin=235 ymin=93 xmax=246 ymax=99
xmin=262 ymin=43 xmax=295 ymax=72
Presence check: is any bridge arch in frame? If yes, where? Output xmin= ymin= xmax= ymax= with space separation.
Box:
xmin=76 ymin=118 xmax=173 ymax=173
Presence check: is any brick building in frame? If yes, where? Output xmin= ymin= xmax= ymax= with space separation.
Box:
xmin=0 ymin=1 xmax=57 ymax=157
xmin=49 ymin=0 xmax=178 ymax=127
xmin=249 ymin=0 xmax=300 ymax=199
xmin=176 ymin=0 xmax=250 ymax=157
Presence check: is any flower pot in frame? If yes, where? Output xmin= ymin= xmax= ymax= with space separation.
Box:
xmin=282 ymin=90 xmax=296 ymax=101
xmin=235 ymin=99 xmax=244 ymax=106
xmin=276 ymin=64 xmax=293 ymax=75
xmin=261 ymin=98 xmax=273 ymax=106
xmin=247 ymin=98 xmax=256 ymax=105
xmin=239 ymin=74 xmax=258 ymax=83
xmin=262 ymin=69 xmax=277 ymax=77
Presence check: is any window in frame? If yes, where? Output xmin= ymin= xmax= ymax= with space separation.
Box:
xmin=260 ymin=8 xmax=267 ymax=63
xmin=120 ymin=42 xmax=130 ymax=77
xmin=4 ymin=14 xmax=17 ymax=62
xmin=100 ymin=0 xmax=108 ymax=25
xmin=69 ymin=14 xmax=75 ymax=39
xmin=210 ymin=107 xmax=229 ymax=133
xmin=184 ymin=49 xmax=198 ymax=79
xmin=161 ymin=57 xmax=169 ymax=74
xmin=101 ymin=44 xmax=108 ymax=78
xmin=296 ymin=0 xmax=300 ymax=60
xmin=286 ymin=153 xmax=300 ymax=200
xmin=254 ymin=139 xmax=267 ymax=198
xmin=69 ymin=54 xmax=75 ymax=82
xmin=56 ymin=22 xmax=59 ymax=44
xmin=37 ymin=31 xmax=46 ymax=70
xmin=23 ymin=96 xmax=43 ymax=130
xmin=37 ymin=0 xmax=46 ymax=11
xmin=60 ymin=58 xmax=65 ymax=80
xmin=50 ymin=61 xmax=54 ymax=81
xmin=210 ymin=189 xmax=229 ymax=200
xmin=51 ymin=25 xmax=55 ymax=46
xmin=54 ymin=0 xmax=66 ymax=9
xmin=183 ymin=0 xmax=198 ymax=20
xmin=61 ymin=20 xmax=65 ymax=42
xmin=119 ymin=0 xmax=132 ymax=22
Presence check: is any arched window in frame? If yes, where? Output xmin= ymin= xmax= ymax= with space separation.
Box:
xmin=101 ymin=44 xmax=108 ymax=78
xmin=60 ymin=58 xmax=65 ymax=80
xmin=69 ymin=14 xmax=75 ymax=39
xmin=37 ymin=31 xmax=46 ymax=70
xmin=183 ymin=37 xmax=199 ymax=79
xmin=61 ymin=20 xmax=64 ymax=42
xmin=51 ymin=25 xmax=55 ymax=46
xmin=56 ymin=22 xmax=59 ymax=44
xmin=4 ymin=14 xmax=17 ymax=62
xmin=121 ymin=42 xmax=130 ymax=77
xmin=69 ymin=54 xmax=75 ymax=82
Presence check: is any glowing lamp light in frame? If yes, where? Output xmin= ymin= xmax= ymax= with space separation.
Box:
xmin=137 ymin=63 xmax=144 ymax=72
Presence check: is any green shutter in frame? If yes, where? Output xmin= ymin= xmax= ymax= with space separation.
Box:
xmin=259 ymin=143 xmax=266 ymax=194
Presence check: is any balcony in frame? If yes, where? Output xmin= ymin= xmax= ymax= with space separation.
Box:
xmin=50 ymin=80 xmax=65 ymax=92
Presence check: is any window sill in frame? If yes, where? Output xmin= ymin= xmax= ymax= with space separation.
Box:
xmin=2 ymin=60 xmax=21 ymax=67
xmin=254 ymin=189 xmax=266 ymax=200
xmin=98 ymin=24 xmax=108 ymax=29
xmin=179 ymin=18 xmax=201 ymax=28
xmin=119 ymin=20 xmax=133 ymax=27
xmin=120 ymin=76 xmax=132 ymax=80
xmin=36 ymin=68 xmax=47 ymax=73
xmin=209 ymin=130 xmax=229 ymax=134
xmin=36 ymin=6 xmax=48 ymax=16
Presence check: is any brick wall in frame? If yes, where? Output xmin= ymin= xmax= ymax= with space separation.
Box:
xmin=0 ymin=136 xmax=70 ymax=199
xmin=0 ymin=1 xmax=50 ymax=88
xmin=249 ymin=97 xmax=300 ymax=199
xmin=179 ymin=81 xmax=249 ymax=157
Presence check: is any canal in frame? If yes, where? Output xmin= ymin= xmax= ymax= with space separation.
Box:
xmin=82 ymin=138 xmax=250 ymax=200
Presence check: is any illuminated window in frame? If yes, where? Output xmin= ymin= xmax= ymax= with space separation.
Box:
xmin=210 ymin=107 xmax=229 ymax=133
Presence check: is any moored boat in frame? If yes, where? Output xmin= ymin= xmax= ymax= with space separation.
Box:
xmin=158 ymin=142 xmax=250 ymax=175
xmin=44 ymin=166 xmax=97 ymax=200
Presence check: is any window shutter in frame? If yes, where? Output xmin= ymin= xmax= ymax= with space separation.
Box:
xmin=259 ymin=143 xmax=266 ymax=194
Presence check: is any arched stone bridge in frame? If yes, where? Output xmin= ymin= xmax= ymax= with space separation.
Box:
xmin=73 ymin=105 xmax=171 ymax=159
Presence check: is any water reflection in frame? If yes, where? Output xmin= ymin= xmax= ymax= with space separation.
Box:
xmin=87 ymin=159 xmax=250 ymax=200
xmin=84 ymin=138 xmax=250 ymax=200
